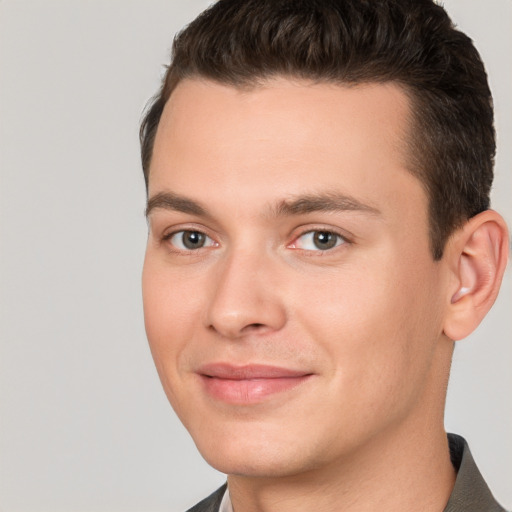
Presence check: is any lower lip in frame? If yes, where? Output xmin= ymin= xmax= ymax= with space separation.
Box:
xmin=200 ymin=375 xmax=312 ymax=404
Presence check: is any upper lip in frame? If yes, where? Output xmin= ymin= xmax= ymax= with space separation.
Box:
xmin=198 ymin=363 xmax=312 ymax=380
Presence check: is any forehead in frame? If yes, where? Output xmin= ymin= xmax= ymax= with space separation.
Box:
xmin=149 ymin=78 xmax=426 ymax=224
xmin=153 ymin=78 xmax=412 ymax=167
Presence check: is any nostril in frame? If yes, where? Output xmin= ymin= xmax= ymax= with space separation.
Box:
xmin=244 ymin=323 xmax=265 ymax=332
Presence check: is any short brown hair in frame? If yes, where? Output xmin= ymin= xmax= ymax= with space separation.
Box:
xmin=140 ymin=0 xmax=495 ymax=260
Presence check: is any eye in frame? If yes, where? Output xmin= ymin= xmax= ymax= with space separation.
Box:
xmin=292 ymin=230 xmax=346 ymax=251
xmin=167 ymin=230 xmax=216 ymax=251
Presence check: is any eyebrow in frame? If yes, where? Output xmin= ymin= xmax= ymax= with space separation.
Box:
xmin=145 ymin=191 xmax=209 ymax=218
xmin=145 ymin=190 xmax=381 ymax=219
xmin=271 ymin=193 xmax=381 ymax=217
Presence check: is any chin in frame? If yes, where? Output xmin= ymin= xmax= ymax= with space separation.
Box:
xmin=200 ymin=445 xmax=307 ymax=478
xmin=187 ymin=419 xmax=327 ymax=478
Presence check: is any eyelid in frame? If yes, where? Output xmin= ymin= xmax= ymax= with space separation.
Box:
xmin=288 ymin=227 xmax=351 ymax=251
xmin=159 ymin=221 xmax=215 ymax=240
xmin=161 ymin=225 xmax=219 ymax=252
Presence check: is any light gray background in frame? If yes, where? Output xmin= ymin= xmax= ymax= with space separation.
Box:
xmin=0 ymin=1 xmax=510 ymax=511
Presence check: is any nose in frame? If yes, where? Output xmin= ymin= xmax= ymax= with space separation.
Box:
xmin=204 ymin=249 xmax=287 ymax=339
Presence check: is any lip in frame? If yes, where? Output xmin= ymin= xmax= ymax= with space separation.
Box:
xmin=197 ymin=363 xmax=313 ymax=404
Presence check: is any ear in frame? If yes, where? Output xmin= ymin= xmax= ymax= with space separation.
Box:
xmin=443 ymin=210 xmax=509 ymax=341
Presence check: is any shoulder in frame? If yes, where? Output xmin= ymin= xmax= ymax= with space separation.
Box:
xmin=186 ymin=484 xmax=227 ymax=512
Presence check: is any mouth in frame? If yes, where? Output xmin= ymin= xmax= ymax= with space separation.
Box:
xmin=197 ymin=363 xmax=314 ymax=404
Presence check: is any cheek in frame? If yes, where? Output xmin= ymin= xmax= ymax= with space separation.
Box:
xmin=292 ymin=255 xmax=442 ymax=404
xmin=142 ymin=250 xmax=203 ymax=334
xmin=142 ymin=256 xmax=200 ymax=392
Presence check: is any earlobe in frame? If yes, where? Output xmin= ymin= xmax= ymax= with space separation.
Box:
xmin=443 ymin=210 xmax=509 ymax=341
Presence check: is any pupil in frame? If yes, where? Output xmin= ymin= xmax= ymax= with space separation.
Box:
xmin=313 ymin=231 xmax=336 ymax=250
xmin=183 ymin=231 xmax=205 ymax=249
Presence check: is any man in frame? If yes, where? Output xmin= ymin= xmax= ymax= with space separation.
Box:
xmin=140 ymin=1 xmax=509 ymax=510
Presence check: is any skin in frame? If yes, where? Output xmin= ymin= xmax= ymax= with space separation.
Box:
xmin=142 ymin=78 xmax=507 ymax=511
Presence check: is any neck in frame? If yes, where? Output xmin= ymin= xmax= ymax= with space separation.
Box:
xmin=227 ymin=423 xmax=456 ymax=512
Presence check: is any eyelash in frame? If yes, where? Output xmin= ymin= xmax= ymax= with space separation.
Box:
xmin=161 ymin=228 xmax=351 ymax=254
xmin=289 ymin=230 xmax=349 ymax=252
xmin=161 ymin=229 xmax=217 ymax=252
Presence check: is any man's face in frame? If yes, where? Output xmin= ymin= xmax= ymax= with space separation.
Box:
xmin=143 ymin=78 xmax=450 ymax=477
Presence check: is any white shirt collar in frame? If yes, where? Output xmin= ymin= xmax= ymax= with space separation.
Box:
xmin=219 ymin=487 xmax=233 ymax=512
